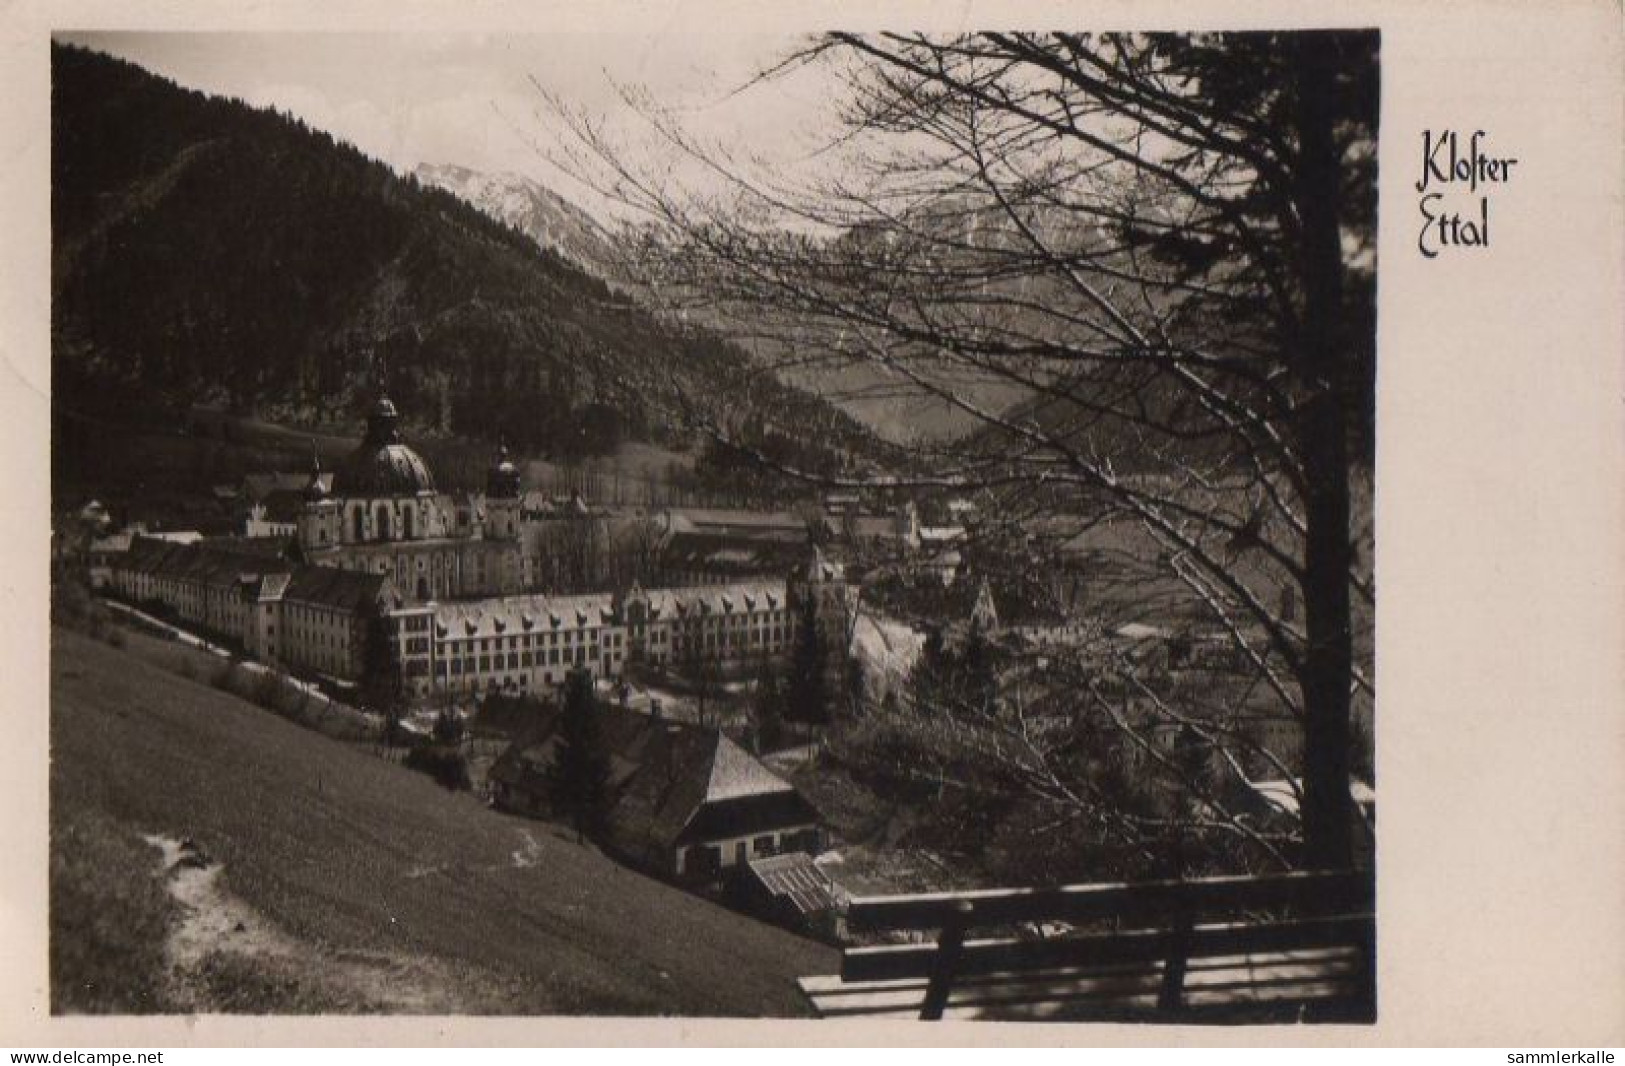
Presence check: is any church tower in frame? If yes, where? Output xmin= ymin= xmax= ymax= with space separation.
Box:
xmin=296 ymin=443 xmax=340 ymax=551
xmin=483 ymin=437 xmax=522 ymax=541
xmin=789 ymin=546 xmax=858 ymax=652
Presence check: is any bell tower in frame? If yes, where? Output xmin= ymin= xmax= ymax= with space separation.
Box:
xmin=484 ymin=437 xmax=522 ymax=541
xmin=297 ymin=441 xmax=339 ymax=551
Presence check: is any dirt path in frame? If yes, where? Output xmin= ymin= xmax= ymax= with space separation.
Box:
xmin=144 ymin=833 xmax=474 ymax=1013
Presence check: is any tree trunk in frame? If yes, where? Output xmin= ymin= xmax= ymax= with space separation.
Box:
xmin=1293 ymin=33 xmax=1357 ymax=870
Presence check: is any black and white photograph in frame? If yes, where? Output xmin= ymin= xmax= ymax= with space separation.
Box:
xmin=43 ymin=26 xmax=1379 ymax=1023
xmin=13 ymin=3 xmax=1622 ymax=1046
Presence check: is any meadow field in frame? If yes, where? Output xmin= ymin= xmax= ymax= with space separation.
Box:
xmin=49 ymin=627 xmax=833 ymax=1015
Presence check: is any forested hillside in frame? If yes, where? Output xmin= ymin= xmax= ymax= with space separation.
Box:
xmin=51 ymin=43 xmax=882 ymax=476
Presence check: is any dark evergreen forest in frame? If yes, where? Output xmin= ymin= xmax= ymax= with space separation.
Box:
xmin=51 ymin=43 xmax=882 ymax=482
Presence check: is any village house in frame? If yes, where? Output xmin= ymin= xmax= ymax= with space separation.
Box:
xmin=489 ymin=704 xmax=823 ymax=884
xmin=85 ymin=531 xmax=134 ymax=589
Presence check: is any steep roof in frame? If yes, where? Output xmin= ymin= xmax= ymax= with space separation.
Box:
xmin=280 ymin=566 xmax=390 ymax=613
xmin=123 ymin=536 xmax=184 ymax=574
xmin=252 ymin=572 xmax=293 ymax=602
xmin=495 ymin=705 xmax=818 ymax=855
xmin=704 ymin=733 xmax=796 ymax=803
xmin=661 ymin=532 xmax=806 ymax=576
xmin=133 ymin=536 xmax=288 ymax=589
xmin=433 ymin=591 xmax=618 ymax=639
xmin=675 ymin=792 xmax=820 ymax=846
xmin=637 ymin=581 xmax=788 ymax=621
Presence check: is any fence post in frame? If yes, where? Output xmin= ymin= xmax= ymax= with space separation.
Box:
xmin=919 ymin=899 xmax=974 ymax=1021
xmin=1158 ymin=904 xmax=1194 ymax=1012
xmin=1356 ymin=911 xmax=1377 ymax=1020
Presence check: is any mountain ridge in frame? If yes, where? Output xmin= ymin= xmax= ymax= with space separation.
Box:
xmin=51 ymin=43 xmax=885 ymax=480
xmin=412 ymin=162 xmax=622 ymax=283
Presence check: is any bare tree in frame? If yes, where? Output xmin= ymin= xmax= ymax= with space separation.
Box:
xmin=544 ymin=31 xmax=1376 ymax=871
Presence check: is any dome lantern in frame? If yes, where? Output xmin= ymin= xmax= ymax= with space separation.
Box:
xmin=332 ymin=378 xmax=437 ymax=497
xmin=486 ymin=436 xmax=522 ymax=500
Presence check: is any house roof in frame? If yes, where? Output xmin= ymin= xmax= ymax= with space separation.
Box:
xmin=122 ymin=536 xmax=185 ymax=575
xmin=146 ymin=531 xmax=205 ymax=545
xmin=256 ymin=488 xmax=309 ymax=524
xmin=675 ymin=791 xmax=819 ymax=846
xmin=747 ymin=852 xmax=843 ymax=916
xmin=664 ymin=508 xmax=808 ymax=541
xmin=280 ymin=566 xmax=390 ymax=613
xmin=494 ymin=705 xmax=819 ymax=854
xmin=635 ymin=581 xmax=788 ymax=621
xmin=89 ymin=532 xmax=134 ymax=555
xmin=243 ymin=471 xmax=331 ymax=501
xmin=1246 ymin=777 xmax=1377 ymax=819
xmin=253 ymin=572 xmax=293 ymax=602
xmin=661 ymin=532 xmax=806 ymax=576
xmin=703 ymin=733 xmax=796 ymax=803
xmin=134 ymin=536 xmax=288 ymax=590
xmin=432 ymin=591 xmax=619 ymax=639
xmin=198 ymin=535 xmax=296 ymax=559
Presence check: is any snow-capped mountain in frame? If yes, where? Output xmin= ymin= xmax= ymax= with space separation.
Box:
xmin=414 ymin=163 xmax=622 ymax=281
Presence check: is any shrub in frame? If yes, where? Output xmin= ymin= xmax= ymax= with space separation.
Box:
xmin=209 ymin=661 xmax=239 ymax=692
xmin=251 ymin=669 xmax=285 ymax=711
xmin=431 ymin=708 xmax=465 ymax=745
xmin=404 ymin=744 xmax=471 ymax=791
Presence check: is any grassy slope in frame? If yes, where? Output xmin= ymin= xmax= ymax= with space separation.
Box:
xmin=50 ymin=627 xmax=833 ymax=1015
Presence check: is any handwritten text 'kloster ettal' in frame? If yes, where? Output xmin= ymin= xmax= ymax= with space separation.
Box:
xmin=1416 ymin=130 xmax=1518 ymax=258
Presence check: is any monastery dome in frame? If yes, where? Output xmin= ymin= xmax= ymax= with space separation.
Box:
xmin=333 ymin=389 xmax=436 ymax=496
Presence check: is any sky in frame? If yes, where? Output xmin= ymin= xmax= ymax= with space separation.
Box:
xmin=57 ymin=31 xmax=845 ymax=218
